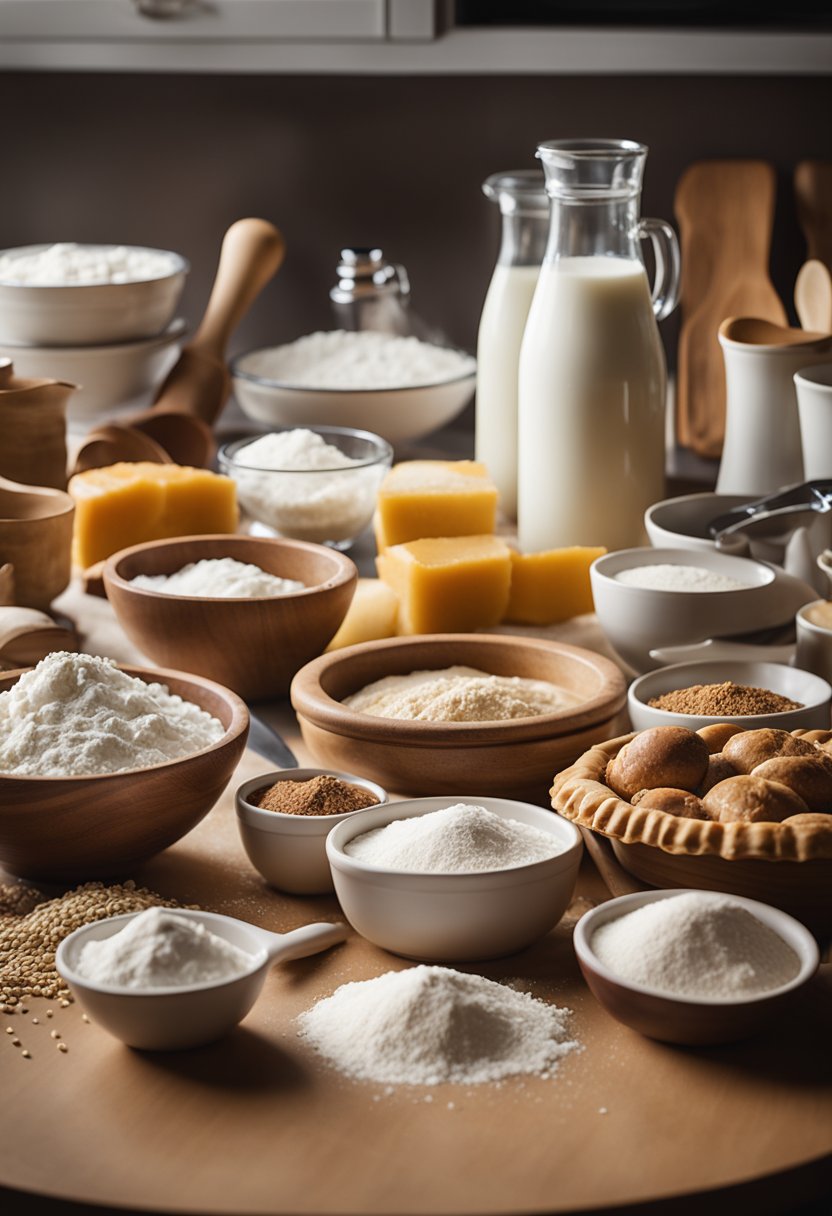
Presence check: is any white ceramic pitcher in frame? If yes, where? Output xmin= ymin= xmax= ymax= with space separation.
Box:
xmin=717 ymin=318 xmax=832 ymax=495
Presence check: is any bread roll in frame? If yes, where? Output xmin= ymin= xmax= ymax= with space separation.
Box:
xmin=751 ymin=754 xmax=832 ymax=812
xmin=697 ymin=752 xmax=738 ymax=795
xmin=696 ymin=723 xmax=744 ymax=754
xmin=605 ymin=726 xmax=709 ymax=800
xmin=630 ymin=787 xmax=709 ymax=819
xmin=702 ymin=775 xmax=809 ymax=824
xmin=722 ymin=728 xmax=817 ymax=774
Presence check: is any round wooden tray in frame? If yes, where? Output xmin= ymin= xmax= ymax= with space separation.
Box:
xmin=2 ymin=737 xmax=830 ymax=1216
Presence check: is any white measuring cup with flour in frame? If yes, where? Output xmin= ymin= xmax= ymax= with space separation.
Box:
xmin=57 ymin=909 xmax=346 ymax=1050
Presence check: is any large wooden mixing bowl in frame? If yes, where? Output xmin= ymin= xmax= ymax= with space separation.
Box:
xmin=0 ymin=664 xmax=248 ymax=881
xmin=290 ymin=634 xmax=627 ymax=803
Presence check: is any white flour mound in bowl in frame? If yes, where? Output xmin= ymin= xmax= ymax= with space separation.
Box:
xmin=345 ymin=803 xmax=566 ymax=873
xmin=0 ymin=243 xmax=179 ymax=285
xmin=76 ymin=908 xmax=254 ymax=989
xmin=590 ymin=892 xmax=801 ymax=1000
xmin=298 ymin=965 xmax=580 ymax=1086
xmin=0 ymin=651 xmax=224 ymax=777
xmin=343 ymin=665 xmax=578 ymax=722
xmin=131 ymin=557 xmax=304 ymax=598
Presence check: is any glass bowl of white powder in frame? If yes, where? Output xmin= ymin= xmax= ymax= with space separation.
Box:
xmin=573 ymin=889 xmax=819 ymax=1045
xmin=590 ymin=546 xmax=817 ymax=674
xmin=219 ymin=426 xmax=393 ymax=550
xmin=0 ymin=243 xmax=188 ymax=346
xmin=231 ymin=330 xmax=476 ymax=445
xmin=326 ymin=796 xmax=582 ymax=962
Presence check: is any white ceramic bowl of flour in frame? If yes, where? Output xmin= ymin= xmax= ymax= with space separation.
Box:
xmin=0 ymin=243 xmax=188 ymax=346
xmin=574 ymin=889 xmax=819 ymax=1045
xmin=231 ymin=331 xmax=476 ymax=445
xmin=326 ymin=796 xmax=582 ymax=962
xmin=590 ymin=547 xmax=818 ymax=673
xmin=57 ymin=909 xmax=347 ymax=1051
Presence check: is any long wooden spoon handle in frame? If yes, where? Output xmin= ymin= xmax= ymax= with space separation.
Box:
xmin=190 ymin=218 xmax=285 ymax=360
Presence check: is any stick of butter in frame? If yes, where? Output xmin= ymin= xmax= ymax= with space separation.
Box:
xmin=377 ymin=534 xmax=511 ymax=634
xmin=374 ymin=460 xmax=497 ymax=552
xmin=504 ymin=546 xmax=606 ymax=625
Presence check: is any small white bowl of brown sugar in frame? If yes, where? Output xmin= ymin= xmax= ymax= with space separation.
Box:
xmin=628 ymin=660 xmax=832 ymax=734
xmin=235 ymin=768 xmax=388 ymax=895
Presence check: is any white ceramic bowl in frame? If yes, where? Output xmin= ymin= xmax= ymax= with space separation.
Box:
xmin=628 ymin=659 xmax=832 ymax=733
xmin=235 ymin=768 xmax=388 ymax=895
xmin=574 ymin=889 xmax=819 ymax=1045
xmin=326 ymin=796 xmax=583 ymax=962
xmin=645 ymin=493 xmax=755 ymax=557
xmin=218 ymin=426 xmax=393 ymax=551
xmin=0 ymin=245 xmax=188 ymax=346
xmin=231 ymin=348 xmax=476 ymax=445
xmin=56 ymin=910 xmax=347 ymax=1051
xmin=590 ymin=547 xmax=817 ymax=673
xmin=0 ymin=319 xmax=185 ymax=427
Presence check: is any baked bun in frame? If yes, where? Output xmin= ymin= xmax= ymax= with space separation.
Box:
xmin=696 ymin=723 xmax=744 ymax=754
xmin=782 ymin=812 xmax=832 ymax=828
xmin=722 ymin=728 xmax=818 ymax=774
xmin=792 ymin=729 xmax=832 ymax=748
xmin=697 ymin=752 xmax=738 ymax=795
xmin=630 ymin=787 xmax=709 ymax=819
xmin=604 ymin=726 xmax=709 ymax=800
xmin=703 ymin=775 xmax=809 ymax=824
xmin=751 ymin=754 xmax=832 ymax=812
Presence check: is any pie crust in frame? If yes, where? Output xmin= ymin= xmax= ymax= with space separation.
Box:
xmin=551 ymin=731 xmax=832 ymax=863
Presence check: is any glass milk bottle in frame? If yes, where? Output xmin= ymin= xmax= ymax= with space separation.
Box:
xmin=517 ymin=140 xmax=679 ymax=552
xmin=476 ymin=172 xmax=549 ymax=522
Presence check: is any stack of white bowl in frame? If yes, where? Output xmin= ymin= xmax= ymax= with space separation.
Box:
xmin=0 ymin=242 xmax=188 ymax=430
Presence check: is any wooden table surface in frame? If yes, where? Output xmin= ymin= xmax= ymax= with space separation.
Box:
xmin=1 ymin=588 xmax=830 ymax=1216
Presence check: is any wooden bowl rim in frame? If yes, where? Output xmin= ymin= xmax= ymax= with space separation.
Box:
xmin=103 ymin=534 xmax=357 ymax=603
xmin=0 ymin=661 xmax=249 ymax=782
xmin=550 ymin=730 xmax=832 ymax=862
xmin=290 ymin=633 xmax=627 ymax=745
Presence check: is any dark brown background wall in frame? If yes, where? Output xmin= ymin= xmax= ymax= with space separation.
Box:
xmin=2 ymin=71 xmax=830 ymax=367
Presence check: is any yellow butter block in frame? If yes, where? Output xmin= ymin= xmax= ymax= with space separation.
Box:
xmin=325 ymin=578 xmax=399 ymax=651
xmin=377 ymin=534 xmax=511 ymax=635
xmin=504 ymin=546 xmax=606 ymax=625
xmin=69 ymin=462 xmax=238 ymax=568
xmin=374 ymin=460 xmax=497 ymax=552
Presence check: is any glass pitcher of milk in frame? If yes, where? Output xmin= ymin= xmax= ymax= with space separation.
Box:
xmin=476 ymin=171 xmax=549 ymax=522
xmin=517 ymin=139 xmax=680 ymax=552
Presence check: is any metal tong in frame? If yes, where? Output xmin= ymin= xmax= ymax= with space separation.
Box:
xmin=708 ymin=481 xmax=832 ymax=544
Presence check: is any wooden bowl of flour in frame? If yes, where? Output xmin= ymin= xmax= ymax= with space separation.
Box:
xmin=103 ymin=535 xmax=357 ymax=701
xmin=0 ymin=664 xmax=248 ymax=881
xmin=290 ymin=634 xmax=627 ymax=802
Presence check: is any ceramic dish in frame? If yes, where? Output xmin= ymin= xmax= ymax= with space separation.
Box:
xmin=218 ymin=427 xmax=393 ymax=551
xmin=231 ymin=349 xmax=476 ymax=445
xmin=57 ymin=911 xmax=346 ymax=1050
xmin=551 ymin=730 xmax=832 ymax=934
xmin=573 ymin=889 xmax=819 ymax=1045
xmin=326 ymin=795 xmax=582 ymax=961
xmin=0 ymin=319 xmax=186 ymax=427
xmin=0 ymin=664 xmax=248 ymax=881
xmin=290 ymin=633 xmax=628 ymax=802
xmin=590 ymin=547 xmax=817 ymax=673
xmin=628 ymin=660 xmax=831 ymax=732
xmin=0 ymin=245 xmax=187 ymax=346
xmin=236 ymin=767 xmax=388 ymax=895
xmin=103 ymin=534 xmax=357 ymax=702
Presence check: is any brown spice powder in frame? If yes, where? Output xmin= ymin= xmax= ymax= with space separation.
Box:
xmin=648 ymin=681 xmax=802 ymax=716
xmin=255 ymin=774 xmax=379 ymax=817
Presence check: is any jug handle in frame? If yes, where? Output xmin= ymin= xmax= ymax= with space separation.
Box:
xmin=639 ymin=218 xmax=681 ymax=322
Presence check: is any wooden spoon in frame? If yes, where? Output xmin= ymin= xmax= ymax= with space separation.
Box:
xmin=151 ymin=216 xmax=286 ymax=424
xmin=719 ymin=317 xmax=830 ymax=347
xmin=675 ymin=161 xmax=787 ymax=458
xmin=72 ymin=423 xmax=170 ymax=475
xmin=795 ymin=259 xmax=832 ymax=333
xmin=0 ymin=606 xmax=78 ymax=669
xmin=795 ymin=160 xmax=832 ymax=269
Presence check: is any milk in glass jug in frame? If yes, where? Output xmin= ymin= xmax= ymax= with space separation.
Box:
xmin=476 ymin=171 xmax=549 ymax=522
xmin=517 ymin=139 xmax=679 ymax=552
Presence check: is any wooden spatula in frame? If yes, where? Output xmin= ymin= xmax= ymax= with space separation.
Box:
xmin=795 ymin=160 xmax=832 ymax=269
xmin=795 ymin=259 xmax=832 ymax=332
xmin=152 ymin=216 xmax=286 ymax=424
xmin=675 ymin=161 xmax=787 ymax=458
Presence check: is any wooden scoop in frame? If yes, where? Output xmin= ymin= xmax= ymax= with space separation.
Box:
xmin=795 ymin=259 xmax=832 ymax=333
xmin=151 ymin=217 xmax=286 ymax=424
xmin=0 ymin=606 xmax=78 ymax=670
xmin=72 ymin=217 xmax=285 ymax=475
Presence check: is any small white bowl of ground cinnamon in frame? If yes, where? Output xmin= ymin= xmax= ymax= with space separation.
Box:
xmin=235 ymin=768 xmax=388 ymax=895
xmin=629 ymin=660 xmax=831 ymax=734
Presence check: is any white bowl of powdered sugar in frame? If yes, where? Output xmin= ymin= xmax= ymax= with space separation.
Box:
xmin=574 ymin=889 xmax=819 ymax=1046
xmin=327 ymin=796 xmax=582 ymax=961
xmin=231 ymin=330 xmax=476 ymax=444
